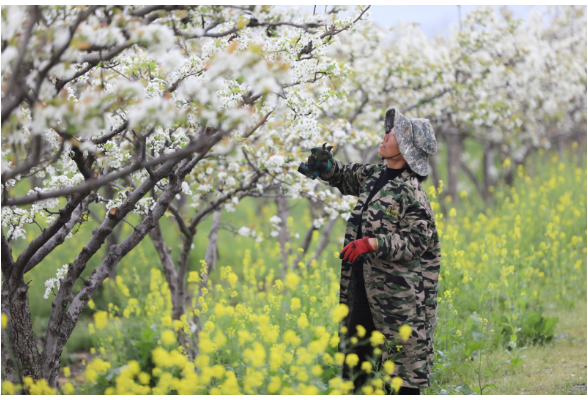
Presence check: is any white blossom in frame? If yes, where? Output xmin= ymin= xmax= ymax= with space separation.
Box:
xmin=44 ymin=264 xmax=69 ymax=300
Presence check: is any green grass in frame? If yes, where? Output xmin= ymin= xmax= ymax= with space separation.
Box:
xmin=4 ymin=137 xmax=586 ymax=395
xmin=430 ymin=299 xmax=587 ymax=395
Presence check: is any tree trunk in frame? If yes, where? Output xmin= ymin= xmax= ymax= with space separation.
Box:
xmin=306 ymin=215 xmax=338 ymax=268
xmin=429 ymin=148 xmax=441 ymax=192
xmin=445 ymin=127 xmax=462 ymax=204
xmin=42 ymin=169 xmax=190 ymax=385
xmin=204 ymin=208 xmax=222 ymax=273
xmin=1 ymin=277 xmax=22 ymax=389
xmin=482 ymin=141 xmax=495 ymax=202
xmin=276 ymin=195 xmax=291 ymax=273
xmin=7 ymin=279 xmax=42 ymax=383
xmin=104 ymin=185 xmax=119 ymax=281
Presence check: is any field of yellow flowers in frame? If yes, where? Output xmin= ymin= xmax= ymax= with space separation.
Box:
xmin=2 ymin=145 xmax=586 ymax=395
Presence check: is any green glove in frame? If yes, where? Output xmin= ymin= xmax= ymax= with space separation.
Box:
xmin=297 ymin=143 xmax=334 ymax=180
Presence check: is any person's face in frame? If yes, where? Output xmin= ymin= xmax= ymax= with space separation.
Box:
xmin=379 ymin=127 xmax=404 ymax=159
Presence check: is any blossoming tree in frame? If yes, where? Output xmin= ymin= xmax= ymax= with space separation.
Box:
xmin=1 ymin=4 xmax=585 ymax=393
xmin=0 ymin=4 xmax=369 ymax=389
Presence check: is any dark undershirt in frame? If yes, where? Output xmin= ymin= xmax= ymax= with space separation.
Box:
xmin=355 ymin=165 xmax=407 ymax=283
xmin=348 ymin=165 xmax=420 ymax=395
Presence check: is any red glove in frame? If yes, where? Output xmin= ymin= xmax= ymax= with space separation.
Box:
xmin=339 ymin=237 xmax=375 ymax=263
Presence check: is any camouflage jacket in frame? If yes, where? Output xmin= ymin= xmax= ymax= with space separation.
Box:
xmin=319 ymin=159 xmax=441 ymax=389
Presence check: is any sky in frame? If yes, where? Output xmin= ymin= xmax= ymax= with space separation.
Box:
xmin=280 ymin=5 xmax=585 ymax=40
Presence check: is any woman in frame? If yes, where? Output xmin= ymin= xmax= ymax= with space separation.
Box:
xmin=310 ymin=108 xmax=441 ymax=395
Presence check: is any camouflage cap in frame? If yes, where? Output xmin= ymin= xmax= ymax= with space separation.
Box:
xmin=385 ymin=108 xmax=437 ymax=176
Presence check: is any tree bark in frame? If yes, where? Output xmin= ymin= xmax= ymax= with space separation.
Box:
xmin=43 ymin=168 xmax=189 ymax=386
xmin=276 ymin=195 xmax=291 ymax=273
xmin=1 ymin=276 xmax=21 ymax=384
xmin=23 ymin=194 xmax=97 ymax=275
xmin=39 ymin=158 xmax=184 ymax=387
xmin=460 ymin=157 xmax=483 ymax=201
xmin=291 ymin=223 xmax=317 ymax=271
xmin=104 ymin=185 xmax=120 ymax=281
xmin=429 ymin=147 xmax=441 ymax=192
xmin=445 ymin=126 xmax=463 ymax=204
xmin=204 ymin=208 xmax=222 ymax=273
xmin=482 ymin=141 xmax=495 ymax=202
xmin=8 ymin=279 xmax=42 ymax=383
xmin=306 ymin=215 xmax=338 ymax=268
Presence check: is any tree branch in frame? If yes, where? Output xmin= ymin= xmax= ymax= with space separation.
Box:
xmin=305 ymin=215 xmax=338 ymax=268
xmin=320 ymin=6 xmax=370 ymax=39
xmin=2 ymin=6 xmax=39 ymax=116
xmin=242 ymin=108 xmax=275 ymax=140
xmin=39 ymin=152 xmax=189 ymax=384
xmin=1 ymin=229 xmax=15 ymax=277
xmin=91 ymin=120 xmax=129 ymax=145
xmin=32 ymin=6 xmax=100 ymax=102
xmin=1 ymin=135 xmax=43 ymax=184
xmin=203 ymin=208 xmax=222 ymax=273
xmin=148 ymin=219 xmax=178 ymax=284
xmin=167 ymin=203 xmax=192 ymax=238
xmin=54 ymin=61 xmax=99 ymax=93
xmin=403 ymin=88 xmax=452 ymax=114
xmin=188 ymin=170 xmax=264 ymax=230
xmin=23 ymin=194 xmax=97 ymax=275
xmin=11 ymin=191 xmax=91 ymax=282
xmin=459 ymin=156 xmax=484 ymax=200
xmin=3 ymin=129 xmax=213 ymax=207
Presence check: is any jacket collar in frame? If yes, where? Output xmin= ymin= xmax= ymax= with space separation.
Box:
xmin=365 ymin=164 xmax=414 ymax=206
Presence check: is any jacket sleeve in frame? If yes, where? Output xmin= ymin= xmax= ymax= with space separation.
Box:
xmin=373 ymin=198 xmax=433 ymax=263
xmin=318 ymin=158 xmax=375 ymax=197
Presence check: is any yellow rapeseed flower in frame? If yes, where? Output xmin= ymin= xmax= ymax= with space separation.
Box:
xmin=268 ymin=376 xmax=281 ymax=394
xmin=331 ymin=303 xmax=349 ymax=323
xmin=390 ymin=377 xmax=403 ymax=393
xmin=93 ymin=311 xmax=108 ymax=330
xmin=345 ymin=353 xmax=359 ymax=368
xmin=162 ymin=330 xmax=176 ymax=346
xmin=356 ymin=324 xmax=366 ymax=338
xmin=187 ymin=271 xmax=200 ymax=283
xmin=362 ymin=386 xmax=374 ymax=395
xmin=370 ymin=330 xmax=385 ymax=347
xmin=85 ymin=358 xmax=111 ymax=383
xmin=361 ymin=361 xmax=372 ymax=373
xmin=285 ymin=273 xmax=301 ymax=291
xmin=290 ymin=297 xmax=301 ymax=310
xmin=311 ymin=364 xmax=323 ymax=376
xmin=2 ymin=380 xmax=16 ymax=395
xmin=283 ymin=329 xmax=301 ymax=346
xmin=0 ymin=313 xmax=7 ymax=329
xmin=61 ymin=382 xmax=75 ymax=395
xmin=383 ymin=360 xmax=396 ymax=375
xmin=227 ymin=272 xmax=238 ymax=288
xmin=297 ymin=313 xmax=309 ymax=329
xmin=399 ymin=324 xmax=412 ymax=342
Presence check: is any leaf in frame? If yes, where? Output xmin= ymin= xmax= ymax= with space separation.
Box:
xmin=509 ymin=357 xmax=523 ymax=367
xmin=237 ymin=18 xmax=248 ymax=29
xmin=454 ymin=385 xmax=472 ymax=395
xmin=73 ymin=40 xmax=92 ymax=50
xmin=465 ymin=340 xmax=485 ymax=356
xmin=141 ymin=327 xmax=154 ymax=342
